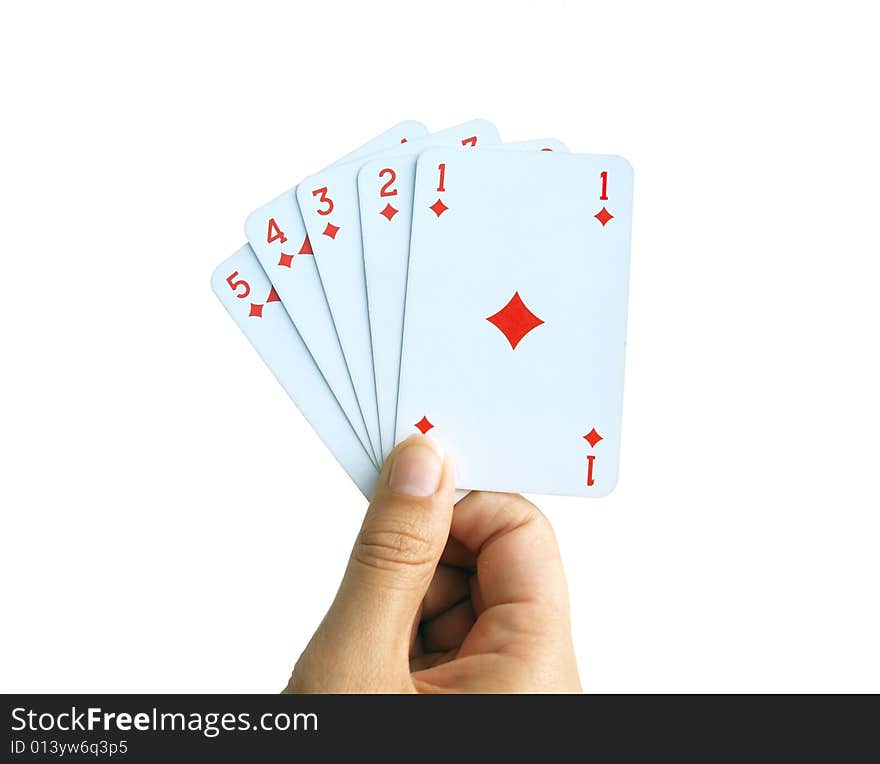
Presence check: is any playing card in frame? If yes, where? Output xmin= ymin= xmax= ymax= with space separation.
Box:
xmin=397 ymin=149 xmax=634 ymax=496
xmin=297 ymin=120 xmax=501 ymax=459
xmin=212 ymin=244 xmax=379 ymax=497
xmin=486 ymin=139 xmax=568 ymax=153
xmin=360 ymin=137 xmax=568 ymax=460
xmin=245 ymin=120 xmax=428 ymax=465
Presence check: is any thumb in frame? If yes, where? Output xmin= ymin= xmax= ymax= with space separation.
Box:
xmin=316 ymin=435 xmax=455 ymax=667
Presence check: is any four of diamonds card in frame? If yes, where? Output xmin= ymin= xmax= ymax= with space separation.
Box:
xmin=212 ymin=119 xmax=633 ymax=499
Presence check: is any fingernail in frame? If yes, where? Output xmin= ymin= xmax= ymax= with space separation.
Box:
xmin=388 ymin=437 xmax=443 ymax=497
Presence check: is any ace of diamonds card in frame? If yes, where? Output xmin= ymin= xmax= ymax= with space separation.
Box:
xmin=396 ymin=149 xmax=634 ymax=497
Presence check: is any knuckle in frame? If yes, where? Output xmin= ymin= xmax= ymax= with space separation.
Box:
xmin=505 ymin=493 xmax=552 ymax=533
xmin=506 ymin=492 xmax=542 ymax=518
xmin=353 ymin=521 xmax=436 ymax=572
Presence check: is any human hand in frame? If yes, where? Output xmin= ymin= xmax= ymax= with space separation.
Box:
xmin=285 ymin=434 xmax=581 ymax=693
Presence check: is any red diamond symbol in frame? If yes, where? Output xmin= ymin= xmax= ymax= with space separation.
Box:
xmin=322 ymin=222 xmax=340 ymax=239
xmin=595 ymin=207 xmax=614 ymax=226
xmin=298 ymin=235 xmax=313 ymax=255
xmin=380 ymin=203 xmax=399 ymax=221
xmin=583 ymin=428 xmax=603 ymax=448
xmin=266 ymin=286 xmax=280 ymax=303
xmin=249 ymin=303 xmax=263 ymax=318
xmin=414 ymin=416 xmax=434 ymax=434
xmin=429 ymin=198 xmax=448 ymax=217
xmin=486 ymin=292 xmax=544 ymax=349
xmin=278 ymin=252 xmax=294 ymax=268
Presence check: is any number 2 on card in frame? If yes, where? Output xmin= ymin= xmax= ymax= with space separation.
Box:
xmin=379 ymin=168 xmax=398 ymax=197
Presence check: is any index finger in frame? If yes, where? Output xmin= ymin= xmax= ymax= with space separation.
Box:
xmin=445 ymin=491 xmax=569 ymax=614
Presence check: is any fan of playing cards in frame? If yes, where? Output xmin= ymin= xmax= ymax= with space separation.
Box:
xmin=212 ymin=119 xmax=633 ymax=499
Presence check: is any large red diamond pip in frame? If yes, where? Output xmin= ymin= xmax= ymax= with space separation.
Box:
xmin=485 ymin=292 xmax=545 ymax=349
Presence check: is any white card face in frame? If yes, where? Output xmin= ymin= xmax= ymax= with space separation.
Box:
xmin=212 ymin=245 xmax=379 ymax=498
xmin=245 ymin=120 xmax=427 ymax=465
xmin=299 ymin=119 xmax=501 ymax=459
xmin=397 ymin=149 xmax=634 ymax=497
xmin=487 ymin=138 xmax=568 ymax=153
xmin=360 ymin=137 xmax=567 ymax=460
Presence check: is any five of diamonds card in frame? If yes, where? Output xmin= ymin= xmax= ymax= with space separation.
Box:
xmin=212 ymin=119 xmax=633 ymax=499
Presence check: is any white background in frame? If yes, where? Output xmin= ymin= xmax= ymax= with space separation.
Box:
xmin=1 ymin=1 xmax=878 ymax=693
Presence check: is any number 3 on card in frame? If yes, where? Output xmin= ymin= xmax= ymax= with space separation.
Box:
xmin=311 ymin=186 xmax=334 ymax=215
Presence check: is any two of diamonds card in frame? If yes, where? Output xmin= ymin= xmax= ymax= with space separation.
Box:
xmin=212 ymin=119 xmax=633 ymax=500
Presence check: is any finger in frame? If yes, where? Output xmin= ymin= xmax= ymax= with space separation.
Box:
xmin=450 ymin=491 xmax=569 ymax=615
xmin=439 ymin=535 xmax=477 ymax=569
xmin=316 ymin=435 xmax=456 ymax=663
xmin=409 ymin=602 xmax=424 ymax=656
xmin=468 ymin=573 xmax=485 ymax=616
xmin=409 ymin=649 xmax=457 ymax=672
xmin=421 ymin=565 xmax=470 ymax=621
xmin=421 ymin=599 xmax=476 ymax=653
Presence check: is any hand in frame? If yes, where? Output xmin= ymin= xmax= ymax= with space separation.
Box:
xmin=285 ymin=434 xmax=581 ymax=693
